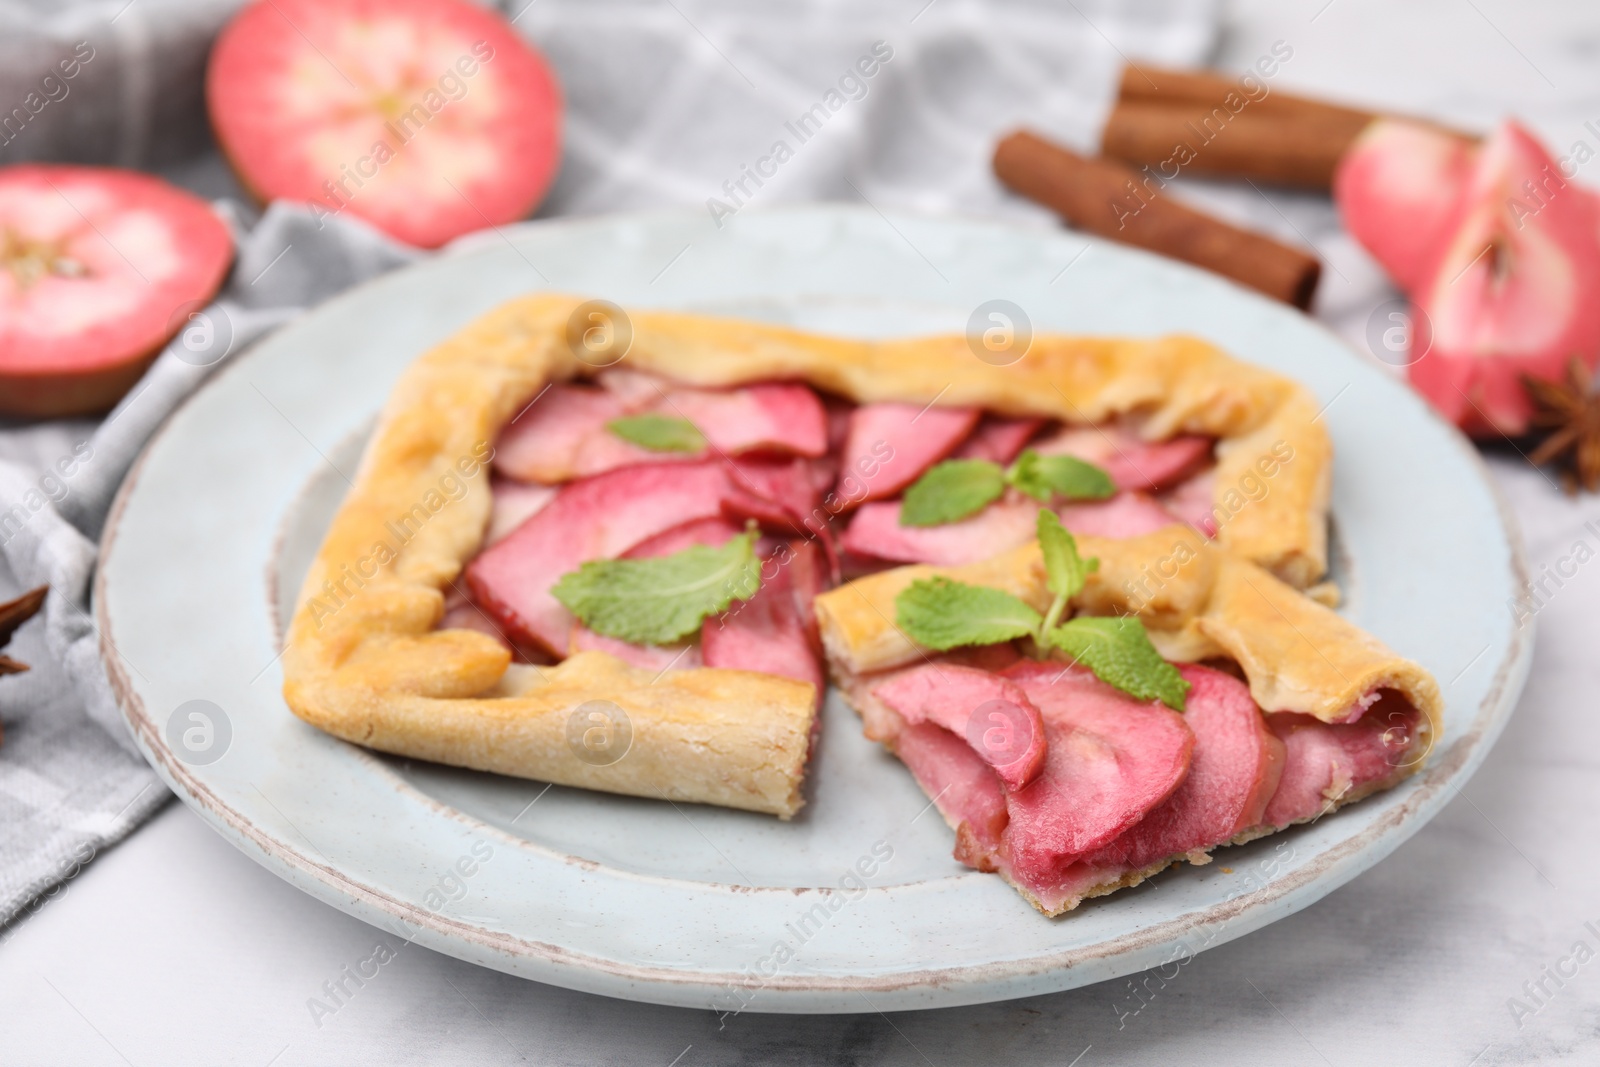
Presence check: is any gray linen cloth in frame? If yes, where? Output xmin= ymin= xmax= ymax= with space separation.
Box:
xmin=0 ymin=0 xmax=1219 ymax=926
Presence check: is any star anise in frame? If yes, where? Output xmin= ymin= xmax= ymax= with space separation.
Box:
xmin=1524 ymin=358 xmax=1600 ymax=494
xmin=0 ymin=585 xmax=48 ymax=675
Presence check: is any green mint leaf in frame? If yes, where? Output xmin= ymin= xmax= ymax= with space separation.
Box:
xmin=899 ymin=459 xmax=1007 ymax=526
xmin=1006 ymin=449 xmax=1115 ymax=502
xmin=894 ymin=576 xmax=1042 ymax=651
xmin=552 ymin=530 xmax=760 ymax=644
xmin=1037 ymin=510 xmax=1097 ymax=609
xmin=1043 ymin=615 xmax=1190 ymax=711
xmin=607 ymin=414 xmax=706 ymax=453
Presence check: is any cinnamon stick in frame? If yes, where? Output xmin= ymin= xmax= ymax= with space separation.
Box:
xmin=0 ymin=584 xmax=46 ymax=677
xmin=1119 ymin=63 xmax=1376 ymax=138
xmin=1102 ymin=100 xmax=1360 ymax=189
xmin=1107 ymin=62 xmax=1473 ymax=191
xmin=993 ymin=129 xmax=1320 ymax=309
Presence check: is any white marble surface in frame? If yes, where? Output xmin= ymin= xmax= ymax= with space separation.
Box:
xmin=6 ymin=0 xmax=1600 ymax=1063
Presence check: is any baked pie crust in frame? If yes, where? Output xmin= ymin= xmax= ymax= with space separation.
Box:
xmin=813 ymin=528 xmax=1442 ymax=744
xmin=282 ymin=293 xmax=1342 ymax=819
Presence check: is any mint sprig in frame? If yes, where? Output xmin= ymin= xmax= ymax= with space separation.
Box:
xmin=607 ymin=414 xmax=706 ymax=453
xmin=897 ymin=449 xmax=1114 ymax=527
xmin=892 ymin=509 xmax=1186 ymax=710
xmin=552 ymin=530 xmax=760 ymax=644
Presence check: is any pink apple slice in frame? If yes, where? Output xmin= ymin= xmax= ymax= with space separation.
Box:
xmin=873 ymin=663 xmax=1047 ymax=789
xmin=1031 ymin=423 xmax=1213 ymax=491
xmin=1156 ymin=468 xmax=1219 ymax=537
xmin=466 ymin=461 xmax=733 ymax=654
xmin=999 ymin=661 xmax=1194 ymax=872
xmin=1081 ymin=664 xmax=1284 ymax=870
xmin=953 ymin=415 xmax=1045 ymax=463
xmin=892 ymin=721 xmax=1011 ymax=868
xmin=840 ymin=402 xmax=980 ymax=503
xmin=495 ymin=380 xmax=830 ymax=484
xmin=1057 ymin=491 xmax=1184 ymax=539
xmin=702 ymin=540 xmax=827 ymax=703
xmin=484 ymin=476 xmax=558 ymax=545
xmin=1012 ymin=664 xmax=1284 ymax=913
xmin=493 ymin=383 xmax=637 ymax=485
xmin=1262 ymin=692 xmax=1420 ymax=828
xmin=668 ymin=382 xmax=829 ymax=458
xmin=840 ymin=497 xmax=1038 ymax=566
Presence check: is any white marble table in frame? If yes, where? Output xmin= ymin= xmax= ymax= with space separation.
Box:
xmin=6 ymin=0 xmax=1600 ymax=1063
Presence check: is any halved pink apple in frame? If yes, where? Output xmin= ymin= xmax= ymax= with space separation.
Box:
xmin=0 ymin=166 xmax=234 ymax=418
xmin=206 ymin=0 xmax=562 ymax=249
xmin=1408 ymin=121 xmax=1600 ymax=436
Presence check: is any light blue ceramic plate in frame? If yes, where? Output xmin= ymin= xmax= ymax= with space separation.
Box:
xmin=96 ymin=205 xmax=1530 ymax=1013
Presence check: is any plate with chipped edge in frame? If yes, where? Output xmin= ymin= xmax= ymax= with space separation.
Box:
xmin=96 ymin=204 xmax=1530 ymax=1013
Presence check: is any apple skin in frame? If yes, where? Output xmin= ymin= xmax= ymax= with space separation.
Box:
xmin=1337 ymin=119 xmax=1600 ymax=438
xmin=1408 ymin=121 xmax=1600 ymax=437
xmin=1335 ymin=119 xmax=1475 ymax=294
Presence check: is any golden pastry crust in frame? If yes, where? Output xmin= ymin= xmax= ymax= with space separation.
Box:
xmin=299 ymin=653 xmax=816 ymax=816
xmin=621 ymin=313 xmax=1331 ymax=587
xmin=282 ymin=293 xmax=1337 ymax=818
xmin=812 ymin=529 xmax=1443 ymax=749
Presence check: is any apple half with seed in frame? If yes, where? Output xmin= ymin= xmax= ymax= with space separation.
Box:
xmin=0 ymin=165 xmax=234 ymax=419
xmin=206 ymin=0 xmax=563 ymax=249
xmin=1336 ymin=118 xmax=1600 ymax=437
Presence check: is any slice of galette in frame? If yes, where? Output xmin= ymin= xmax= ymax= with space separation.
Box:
xmin=813 ymin=511 xmax=1442 ymax=914
xmin=282 ymin=294 xmax=1339 ymax=820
